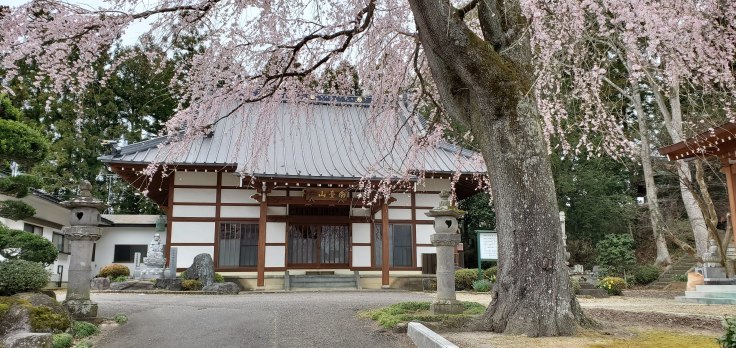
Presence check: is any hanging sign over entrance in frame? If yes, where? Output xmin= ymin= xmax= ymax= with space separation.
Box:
xmin=304 ymin=188 xmax=349 ymax=203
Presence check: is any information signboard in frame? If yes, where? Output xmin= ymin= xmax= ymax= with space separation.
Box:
xmin=478 ymin=232 xmax=498 ymax=260
xmin=475 ymin=230 xmax=498 ymax=279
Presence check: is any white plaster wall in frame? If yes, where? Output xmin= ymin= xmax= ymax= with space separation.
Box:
xmin=170 ymin=221 xmax=215 ymax=243
xmin=352 ymin=246 xmax=371 ymax=267
xmin=269 ymin=190 xmax=287 ymax=197
xmin=220 ymin=189 xmax=258 ymax=204
xmin=415 ymin=224 xmax=435 ymax=245
xmin=415 ymin=193 xmax=440 ymax=207
xmin=416 ymin=246 xmax=437 ymax=267
xmin=265 ymin=246 xmax=285 ymax=267
xmin=92 ymin=226 xmax=161 ymax=276
xmin=351 ymin=223 xmax=371 ymax=244
xmin=173 ymin=188 xmax=216 ymax=203
xmin=175 ymin=171 xmax=217 ymax=186
xmin=267 ymin=206 xmax=287 ymax=215
xmin=351 ymin=208 xmax=370 ymax=217
xmin=221 ymin=173 xmax=241 ymax=186
xmin=266 ymin=222 xmax=286 ymax=243
xmin=392 ymin=193 xmax=411 ymax=206
xmin=176 ymin=246 xmax=215 ymax=269
xmin=220 ymin=206 xmax=260 ymax=218
xmin=417 ymin=178 xmax=450 ymax=192
xmin=414 ymin=209 xmax=433 ymax=221
xmin=172 ymin=205 xmax=216 ymax=218
xmin=388 ymin=208 xmax=412 ymax=220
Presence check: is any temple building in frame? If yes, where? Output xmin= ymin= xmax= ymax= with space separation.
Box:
xmin=98 ymin=96 xmax=485 ymax=289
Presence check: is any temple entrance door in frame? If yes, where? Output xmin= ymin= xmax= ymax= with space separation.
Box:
xmin=287 ymin=224 xmax=350 ymax=268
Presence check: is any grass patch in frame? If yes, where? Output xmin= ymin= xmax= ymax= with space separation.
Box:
xmin=71 ymin=321 xmax=99 ymax=338
xmin=359 ymin=301 xmax=485 ymax=329
xmin=589 ymin=330 xmax=718 ymax=348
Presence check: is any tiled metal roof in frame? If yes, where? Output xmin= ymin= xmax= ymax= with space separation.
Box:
xmin=99 ymin=99 xmax=485 ymax=179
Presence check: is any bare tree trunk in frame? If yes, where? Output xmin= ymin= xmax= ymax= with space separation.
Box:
xmin=408 ymin=0 xmax=588 ymax=336
xmin=651 ymin=82 xmax=709 ymax=256
xmin=633 ymin=89 xmax=671 ymax=267
xmin=694 ymin=160 xmax=728 ymax=266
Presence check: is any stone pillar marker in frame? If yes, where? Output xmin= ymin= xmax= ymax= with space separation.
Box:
xmin=61 ymin=180 xmax=107 ymax=319
xmin=426 ymin=191 xmax=465 ymax=315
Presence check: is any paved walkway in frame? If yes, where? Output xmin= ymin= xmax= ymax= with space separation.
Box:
xmin=92 ymin=291 xmax=432 ymax=348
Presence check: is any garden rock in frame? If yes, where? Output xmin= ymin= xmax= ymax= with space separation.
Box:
xmin=4 ymin=332 xmax=52 ymax=348
xmin=90 ymin=277 xmax=111 ymax=290
xmin=184 ymin=253 xmax=215 ymax=286
xmin=110 ymin=280 xmax=155 ymax=291
xmin=155 ymin=278 xmax=183 ymax=291
xmin=36 ymin=290 xmax=57 ymax=299
xmin=0 ymin=293 xmax=71 ymax=343
xmin=202 ymin=282 xmax=240 ymax=294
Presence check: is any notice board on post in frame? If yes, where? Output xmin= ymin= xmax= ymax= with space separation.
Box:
xmin=476 ymin=230 xmax=498 ymax=261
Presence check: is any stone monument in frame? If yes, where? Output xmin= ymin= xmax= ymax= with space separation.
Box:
xmin=140 ymin=233 xmax=166 ymax=279
xmin=703 ymin=239 xmax=728 ymax=282
xmin=560 ymin=211 xmax=570 ymax=265
xmin=61 ymin=180 xmax=107 ymax=319
xmin=425 ymin=191 xmax=465 ymax=315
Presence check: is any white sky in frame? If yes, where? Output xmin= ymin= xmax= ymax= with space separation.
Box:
xmin=0 ymin=0 xmax=151 ymax=46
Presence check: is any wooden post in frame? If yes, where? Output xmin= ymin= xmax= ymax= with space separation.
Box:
xmin=257 ymin=183 xmax=267 ymax=288
xmin=381 ymin=202 xmax=390 ymax=287
xmin=724 ymin=163 xmax=736 ymax=249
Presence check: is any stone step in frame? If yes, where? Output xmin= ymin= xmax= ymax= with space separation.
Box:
xmin=695 ymin=285 xmax=736 ymax=292
xmin=686 ymin=291 xmax=736 ymax=299
xmin=291 ymin=282 xmax=357 ymax=288
xmin=290 ymin=275 xmax=355 ymax=283
xmin=676 ymin=296 xmax=736 ymax=305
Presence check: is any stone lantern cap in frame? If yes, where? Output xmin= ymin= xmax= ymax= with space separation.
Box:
xmin=61 ymin=180 xmax=108 ymax=212
xmin=424 ymin=190 xmax=465 ymax=219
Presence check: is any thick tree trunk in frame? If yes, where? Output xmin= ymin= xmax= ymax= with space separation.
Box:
xmin=408 ymin=0 xmax=587 ymax=336
xmin=633 ymin=90 xmax=671 ymax=267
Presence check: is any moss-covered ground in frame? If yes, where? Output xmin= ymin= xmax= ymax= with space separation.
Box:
xmin=359 ymin=301 xmax=485 ymax=329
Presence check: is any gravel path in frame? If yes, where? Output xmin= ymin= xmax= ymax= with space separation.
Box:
xmin=451 ymin=290 xmax=736 ymax=318
xmin=89 ymin=291 xmax=433 ymax=348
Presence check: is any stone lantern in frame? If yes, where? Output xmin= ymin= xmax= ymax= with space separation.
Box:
xmin=61 ymin=180 xmax=107 ymax=319
xmin=425 ymin=190 xmax=465 ymax=314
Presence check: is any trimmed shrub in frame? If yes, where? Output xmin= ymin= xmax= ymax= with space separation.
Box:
xmin=181 ymin=279 xmax=202 ymax=291
xmin=178 ymin=272 xmax=188 ymax=280
xmin=97 ymin=264 xmax=130 ymax=279
xmin=214 ymin=273 xmax=225 ymax=283
xmin=0 ymin=118 xmax=50 ymax=168
xmin=455 ymin=269 xmax=478 ymax=290
xmin=632 ymin=264 xmax=660 ymax=285
xmin=718 ymin=316 xmax=736 ymax=348
xmin=0 ymin=259 xmax=50 ymax=295
xmin=52 ymin=333 xmax=74 ymax=348
xmin=596 ymin=234 xmax=636 ymax=276
xmin=0 ymin=200 xmax=36 ymax=221
xmin=598 ymin=276 xmax=626 ymax=295
xmin=0 ymin=175 xmax=42 ymax=198
xmin=0 ymin=225 xmax=57 ymax=264
xmin=72 ymin=321 xmax=99 ymax=338
xmin=483 ymin=266 xmax=497 ymax=282
xmin=472 ymin=279 xmax=492 ymax=292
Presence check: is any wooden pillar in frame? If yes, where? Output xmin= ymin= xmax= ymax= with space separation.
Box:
xmin=257 ymin=184 xmax=267 ymax=288
xmin=381 ymin=202 xmax=390 ymax=287
xmin=724 ymin=163 xmax=736 ymax=248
